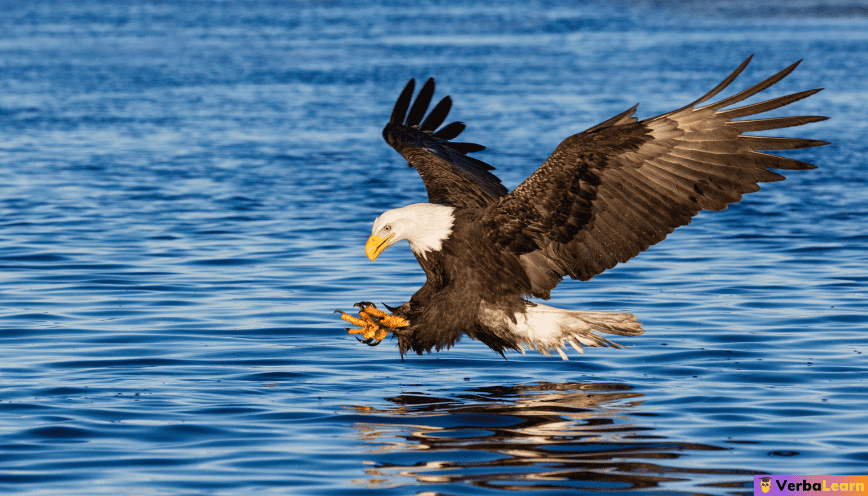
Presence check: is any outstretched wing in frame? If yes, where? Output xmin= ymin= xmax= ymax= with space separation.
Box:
xmin=487 ymin=56 xmax=828 ymax=297
xmin=383 ymin=78 xmax=508 ymax=209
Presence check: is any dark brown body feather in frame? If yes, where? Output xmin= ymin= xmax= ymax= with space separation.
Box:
xmin=382 ymin=56 xmax=828 ymax=356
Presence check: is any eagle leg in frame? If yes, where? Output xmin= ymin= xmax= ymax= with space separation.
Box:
xmin=334 ymin=303 xmax=409 ymax=347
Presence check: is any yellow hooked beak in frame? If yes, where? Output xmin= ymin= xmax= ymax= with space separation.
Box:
xmin=365 ymin=233 xmax=394 ymax=261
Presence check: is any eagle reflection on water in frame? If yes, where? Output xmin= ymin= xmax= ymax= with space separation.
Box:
xmin=346 ymin=382 xmax=752 ymax=492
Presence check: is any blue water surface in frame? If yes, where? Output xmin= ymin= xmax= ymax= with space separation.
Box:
xmin=1 ymin=1 xmax=866 ymax=494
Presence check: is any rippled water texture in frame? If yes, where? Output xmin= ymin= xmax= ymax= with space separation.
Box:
xmin=1 ymin=1 xmax=866 ymax=494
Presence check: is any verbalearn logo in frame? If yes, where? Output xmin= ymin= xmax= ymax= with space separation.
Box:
xmin=765 ymin=477 xmax=865 ymax=494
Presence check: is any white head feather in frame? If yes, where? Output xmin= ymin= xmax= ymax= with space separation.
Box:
xmin=371 ymin=203 xmax=455 ymax=259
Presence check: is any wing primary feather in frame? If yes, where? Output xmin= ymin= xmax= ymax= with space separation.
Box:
xmin=718 ymin=88 xmax=823 ymax=118
xmin=406 ymin=77 xmax=435 ymax=127
xmin=728 ymin=115 xmax=828 ymax=132
xmin=737 ymin=136 xmax=831 ymax=150
xmin=584 ymin=104 xmax=639 ymax=132
xmin=390 ymin=79 xmax=415 ymax=125
xmin=444 ymin=142 xmax=486 ymax=153
xmin=699 ymin=59 xmax=802 ymax=111
xmin=683 ymin=54 xmax=754 ymax=109
xmin=420 ymin=96 xmax=452 ymax=132
xmin=751 ymin=151 xmax=818 ymax=170
xmin=660 ymin=152 xmax=786 ymax=183
xmin=654 ymin=54 xmax=753 ymax=120
xmin=434 ymin=121 xmax=466 ymax=140
xmin=664 ymin=148 xmax=817 ymax=174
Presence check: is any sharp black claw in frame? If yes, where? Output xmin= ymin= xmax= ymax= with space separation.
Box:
xmin=354 ymin=301 xmax=376 ymax=310
xmin=355 ymin=336 xmax=382 ymax=347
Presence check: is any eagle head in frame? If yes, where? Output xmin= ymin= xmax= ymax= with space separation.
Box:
xmin=366 ymin=203 xmax=455 ymax=261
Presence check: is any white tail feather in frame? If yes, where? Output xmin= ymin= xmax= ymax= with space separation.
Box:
xmin=481 ymin=302 xmax=644 ymax=360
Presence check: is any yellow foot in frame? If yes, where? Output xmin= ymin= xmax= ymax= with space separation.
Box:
xmin=334 ymin=302 xmax=409 ymax=346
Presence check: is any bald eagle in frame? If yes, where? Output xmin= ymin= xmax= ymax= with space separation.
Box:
xmin=337 ymin=56 xmax=827 ymax=360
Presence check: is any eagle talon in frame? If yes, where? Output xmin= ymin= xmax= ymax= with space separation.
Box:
xmin=336 ymin=302 xmax=408 ymax=345
xmin=357 ymin=302 xmax=409 ymax=329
